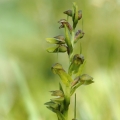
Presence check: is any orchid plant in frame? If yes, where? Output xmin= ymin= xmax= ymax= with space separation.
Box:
xmin=45 ymin=3 xmax=94 ymax=120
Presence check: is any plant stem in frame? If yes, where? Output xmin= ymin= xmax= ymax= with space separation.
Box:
xmin=63 ymin=86 xmax=70 ymax=120
xmin=63 ymin=28 xmax=75 ymax=119
xmin=74 ymin=93 xmax=76 ymax=119
xmin=71 ymin=29 xmax=75 ymax=48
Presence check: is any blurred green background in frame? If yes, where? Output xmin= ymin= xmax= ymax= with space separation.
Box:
xmin=0 ymin=0 xmax=120 ymax=120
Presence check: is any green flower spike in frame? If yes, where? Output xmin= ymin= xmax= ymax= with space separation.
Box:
xmin=45 ymin=3 xmax=94 ymax=120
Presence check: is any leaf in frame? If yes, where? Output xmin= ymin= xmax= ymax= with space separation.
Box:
xmin=46 ymin=38 xmax=65 ymax=44
xmin=47 ymin=45 xmax=67 ymax=53
xmin=51 ymin=63 xmax=73 ymax=86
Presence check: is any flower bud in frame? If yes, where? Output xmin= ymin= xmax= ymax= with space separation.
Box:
xmin=68 ymin=54 xmax=84 ymax=75
xmin=58 ymin=19 xmax=72 ymax=32
xmin=58 ymin=19 xmax=67 ymax=23
xmin=51 ymin=63 xmax=73 ymax=86
xmin=63 ymin=10 xmax=72 ymax=16
xmin=78 ymin=10 xmax=82 ymax=20
xmin=74 ymin=30 xmax=85 ymax=43
xmin=51 ymin=63 xmax=63 ymax=74
xmin=80 ymin=74 xmax=94 ymax=85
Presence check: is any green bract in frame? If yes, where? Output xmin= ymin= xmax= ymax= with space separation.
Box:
xmin=46 ymin=38 xmax=65 ymax=44
xmin=50 ymin=90 xmax=64 ymax=97
xmin=47 ymin=45 xmax=67 ymax=53
xmin=52 ymin=63 xmax=73 ymax=86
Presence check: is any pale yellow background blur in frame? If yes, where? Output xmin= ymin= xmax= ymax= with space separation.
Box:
xmin=0 ymin=0 xmax=120 ymax=120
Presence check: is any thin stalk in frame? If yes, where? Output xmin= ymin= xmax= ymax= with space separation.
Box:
xmin=82 ymin=17 xmax=83 ymax=31
xmin=79 ymin=43 xmax=82 ymax=54
xmin=67 ymin=15 xmax=69 ymax=21
xmin=71 ymin=29 xmax=75 ymax=48
xmin=74 ymin=93 xmax=76 ymax=119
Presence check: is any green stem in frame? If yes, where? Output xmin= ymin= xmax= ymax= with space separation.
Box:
xmin=71 ymin=29 xmax=75 ymax=48
xmin=74 ymin=93 xmax=76 ymax=119
xmin=63 ymin=86 xmax=70 ymax=120
xmin=63 ymin=28 xmax=75 ymax=119
xmin=67 ymin=15 xmax=69 ymax=21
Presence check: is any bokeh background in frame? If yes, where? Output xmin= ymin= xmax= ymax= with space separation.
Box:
xmin=0 ymin=0 xmax=120 ymax=120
